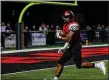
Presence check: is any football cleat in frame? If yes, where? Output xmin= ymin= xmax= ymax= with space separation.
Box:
xmin=53 ymin=77 xmax=59 ymax=80
xmin=96 ymin=62 xmax=106 ymax=76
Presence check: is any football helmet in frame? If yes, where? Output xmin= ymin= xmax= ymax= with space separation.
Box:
xmin=62 ymin=10 xmax=74 ymax=22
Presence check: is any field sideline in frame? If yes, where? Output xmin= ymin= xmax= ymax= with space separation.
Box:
xmin=1 ymin=60 xmax=108 ymax=80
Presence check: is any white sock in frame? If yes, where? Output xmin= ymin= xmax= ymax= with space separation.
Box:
xmin=95 ymin=62 xmax=101 ymax=68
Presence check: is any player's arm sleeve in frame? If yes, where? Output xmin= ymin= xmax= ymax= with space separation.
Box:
xmin=67 ymin=24 xmax=79 ymax=42
xmin=68 ymin=24 xmax=79 ymax=32
xmin=61 ymin=42 xmax=69 ymax=50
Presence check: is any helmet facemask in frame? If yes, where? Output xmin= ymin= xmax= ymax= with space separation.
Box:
xmin=62 ymin=10 xmax=75 ymax=23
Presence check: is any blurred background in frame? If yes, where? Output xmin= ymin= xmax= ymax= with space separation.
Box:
xmin=1 ymin=1 xmax=108 ymax=50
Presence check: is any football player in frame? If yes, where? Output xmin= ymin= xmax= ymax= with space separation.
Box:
xmin=54 ymin=10 xmax=106 ymax=80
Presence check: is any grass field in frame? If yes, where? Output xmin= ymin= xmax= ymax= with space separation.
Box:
xmin=1 ymin=61 xmax=108 ymax=80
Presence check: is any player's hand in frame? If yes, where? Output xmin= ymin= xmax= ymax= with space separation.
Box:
xmin=56 ymin=30 xmax=62 ymax=39
xmin=57 ymin=36 xmax=62 ymax=39
xmin=58 ymin=48 xmax=63 ymax=53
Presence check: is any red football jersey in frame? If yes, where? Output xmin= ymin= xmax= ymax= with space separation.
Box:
xmin=62 ymin=21 xmax=80 ymax=45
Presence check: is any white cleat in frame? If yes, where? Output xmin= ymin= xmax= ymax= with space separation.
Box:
xmin=53 ymin=77 xmax=59 ymax=80
xmin=97 ymin=62 xmax=106 ymax=76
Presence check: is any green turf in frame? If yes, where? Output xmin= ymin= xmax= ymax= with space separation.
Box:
xmin=1 ymin=61 xmax=108 ymax=80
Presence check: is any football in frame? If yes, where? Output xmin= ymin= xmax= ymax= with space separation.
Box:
xmin=60 ymin=31 xmax=67 ymax=37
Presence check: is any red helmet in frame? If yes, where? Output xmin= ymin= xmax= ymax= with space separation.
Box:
xmin=62 ymin=10 xmax=74 ymax=22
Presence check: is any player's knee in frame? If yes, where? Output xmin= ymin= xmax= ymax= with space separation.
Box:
xmin=57 ymin=63 xmax=63 ymax=67
xmin=58 ymin=60 xmax=64 ymax=65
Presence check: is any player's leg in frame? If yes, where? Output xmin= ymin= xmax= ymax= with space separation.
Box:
xmin=72 ymin=43 xmax=106 ymax=75
xmin=54 ymin=48 xmax=72 ymax=80
xmin=81 ymin=60 xmax=106 ymax=75
xmin=72 ymin=49 xmax=95 ymax=68
xmin=71 ymin=43 xmax=83 ymax=69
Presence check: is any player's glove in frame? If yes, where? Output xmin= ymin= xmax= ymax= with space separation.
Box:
xmin=58 ymin=48 xmax=63 ymax=53
xmin=58 ymin=42 xmax=69 ymax=53
xmin=56 ymin=30 xmax=62 ymax=39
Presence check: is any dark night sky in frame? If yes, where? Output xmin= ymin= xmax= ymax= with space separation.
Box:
xmin=1 ymin=1 xmax=108 ymax=30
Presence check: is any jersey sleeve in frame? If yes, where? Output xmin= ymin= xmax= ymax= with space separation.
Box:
xmin=68 ymin=23 xmax=79 ymax=32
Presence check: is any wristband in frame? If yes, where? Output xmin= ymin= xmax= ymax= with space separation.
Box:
xmin=63 ymin=42 xmax=69 ymax=49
